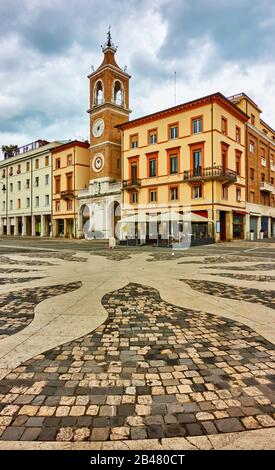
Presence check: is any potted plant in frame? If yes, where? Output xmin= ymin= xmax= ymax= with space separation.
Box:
xmin=260 ymin=229 xmax=264 ymax=239
xmin=250 ymin=229 xmax=254 ymax=241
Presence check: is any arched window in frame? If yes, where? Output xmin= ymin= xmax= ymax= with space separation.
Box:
xmin=94 ymin=80 xmax=104 ymax=105
xmin=113 ymin=80 xmax=124 ymax=106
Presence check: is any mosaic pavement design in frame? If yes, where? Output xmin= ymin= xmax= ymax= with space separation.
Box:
xmin=0 ymin=282 xmax=274 ymax=442
xmin=90 ymin=251 xmax=132 ymax=262
xmin=20 ymin=252 xmax=88 ymax=263
xmin=182 ymin=279 xmax=275 ymax=310
xmin=0 ymin=256 xmax=55 ymax=267
xmin=206 ymin=273 xmax=275 ymax=282
xmin=202 ymin=263 xmax=275 ymax=272
xmin=0 ymin=282 xmax=82 ymax=340
xmin=0 ymin=277 xmax=44 ymax=286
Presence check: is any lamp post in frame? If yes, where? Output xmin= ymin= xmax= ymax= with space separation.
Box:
xmin=0 ymin=182 xmax=7 ymax=236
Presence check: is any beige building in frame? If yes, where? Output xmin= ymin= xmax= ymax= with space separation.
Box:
xmin=0 ymin=140 xmax=62 ymax=236
xmin=52 ymin=140 xmax=90 ymax=238
xmin=119 ymin=92 xmax=248 ymax=244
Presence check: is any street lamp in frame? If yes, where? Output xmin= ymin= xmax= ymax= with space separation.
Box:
xmin=0 ymin=182 xmax=6 ymax=192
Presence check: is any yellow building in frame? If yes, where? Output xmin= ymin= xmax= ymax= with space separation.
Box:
xmin=52 ymin=140 xmax=90 ymax=238
xmin=119 ymin=92 xmax=248 ymax=244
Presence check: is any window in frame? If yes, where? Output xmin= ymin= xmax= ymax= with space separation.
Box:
xmin=236 ymin=152 xmax=241 ymax=176
xmin=55 ymin=200 xmax=60 ymax=212
xmin=236 ymin=126 xmax=241 ymax=143
xmin=251 ymin=114 xmax=255 ymax=125
xmin=66 ymin=173 xmax=73 ymax=190
xmin=250 ymin=168 xmax=255 ymax=180
xmin=9 ymin=167 xmax=13 ymax=176
xmin=271 ymin=177 xmax=274 ymax=185
xmin=17 ymin=181 xmax=21 ymax=191
xmin=149 ymin=158 xmax=157 ymax=177
xmin=2 ymin=169 xmax=5 ymax=178
xmin=236 ymin=188 xmax=241 ymax=202
xmin=67 ymin=154 xmax=73 ymax=166
xmin=45 ymin=156 xmax=49 ymax=167
xmin=250 ymin=191 xmax=255 ymax=203
xmin=169 ymin=154 xmax=178 ymax=174
xmin=17 ymin=199 xmax=21 ymax=209
xmin=170 ymin=186 xmax=178 ymax=200
xmin=26 ymin=197 xmax=30 ymax=208
xmin=55 ymin=177 xmax=61 ymax=193
xmin=26 ymin=179 xmax=30 ymax=189
xmin=192 ymin=149 xmax=202 ymax=176
xmin=169 ymin=124 xmax=178 ymax=140
xmin=17 ymin=164 xmax=21 ymax=174
xmin=130 ymin=161 xmax=138 ymax=181
xmin=10 ymin=183 xmax=13 ymax=192
xmin=35 ymin=177 xmax=39 ymax=187
xmin=149 ymin=190 xmax=157 ymax=203
xmin=131 ymin=192 xmax=138 ymax=204
xmin=261 ymin=173 xmax=265 ymax=182
xmin=192 ymin=117 xmax=203 ymax=134
xmin=193 ymin=185 xmax=202 ymax=199
xmin=114 ymin=80 xmax=123 ymax=105
xmin=222 ymin=185 xmax=229 ymax=200
xmin=45 ymin=174 xmax=49 ymax=185
xmin=26 ymin=162 xmax=30 ymax=172
xmin=149 ymin=129 xmax=157 ymax=145
xmin=250 ymin=141 xmax=255 ymax=153
xmin=45 ymin=195 xmax=49 ymax=206
xmin=67 ymin=200 xmax=73 ymax=210
xmin=9 ymin=200 xmax=13 ymax=210
xmin=56 ymin=158 xmax=61 ymax=169
xmin=35 ymin=196 xmax=39 ymax=207
xmin=35 ymin=159 xmax=39 ymax=169
xmin=221 ymin=117 xmax=227 ymax=135
xmin=130 ymin=135 xmax=138 ymax=149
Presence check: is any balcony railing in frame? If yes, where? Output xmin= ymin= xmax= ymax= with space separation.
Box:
xmin=183 ymin=166 xmax=237 ymax=183
xmin=61 ymin=190 xmax=74 ymax=199
xmin=260 ymin=182 xmax=275 ymax=194
xmin=122 ymin=179 xmax=141 ymax=190
xmin=3 ymin=139 xmax=49 ymax=159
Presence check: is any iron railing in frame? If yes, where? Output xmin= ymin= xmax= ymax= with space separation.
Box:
xmin=183 ymin=166 xmax=237 ymax=182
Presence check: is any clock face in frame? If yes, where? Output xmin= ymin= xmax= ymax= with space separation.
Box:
xmin=92 ymin=153 xmax=104 ymax=172
xmin=92 ymin=118 xmax=104 ymax=138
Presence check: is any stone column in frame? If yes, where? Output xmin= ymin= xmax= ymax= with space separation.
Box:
xmin=226 ymin=211 xmax=233 ymax=241
xmin=40 ymin=214 xmax=45 ymax=237
xmin=52 ymin=219 xmax=58 ymax=238
xmin=14 ymin=217 xmax=19 ymax=236
xmin=0 ymin=218 xmax=4 ymax=236
xmin=256 ymin=216 xmax=261 ymax=240
xmin=245 ymin=213 xmax=250 ymax=240
xmin=268 ymin=217 xmax=272 ymax=239
xmin=31 ymin=215 xmax=36 ymax=237
xmin=22 ymin=216 xmax=27 ymax=236
xmin=7 ymin=218 xmax=11 ymax=236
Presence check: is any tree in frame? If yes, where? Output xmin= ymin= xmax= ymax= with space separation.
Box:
xmin=1 ymin=144 xmax=19 ymax=158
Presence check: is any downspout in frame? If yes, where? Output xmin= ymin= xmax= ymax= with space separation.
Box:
xmin=211 ymin=101 xmax=214 ymax=238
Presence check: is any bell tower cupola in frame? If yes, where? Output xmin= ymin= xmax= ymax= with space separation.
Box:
xmin=88 ymin=28 xmax=131 ymax=181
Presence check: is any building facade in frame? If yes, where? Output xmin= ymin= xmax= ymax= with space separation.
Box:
xmin=52 ymin=141 xmax=90 ymax=238
xmin=119 ymin=93 xmax=248 ymax=244
xmin=228 ymin=93 xmax=275 ymax=239
xmin=0 ymin=140 xmax=62 ymax=237
xmin=77 ymin=31 xmax=131 ymax=239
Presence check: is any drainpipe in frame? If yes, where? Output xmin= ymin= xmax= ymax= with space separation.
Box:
xmin=211 ymin=101 xmax=214 ymax=238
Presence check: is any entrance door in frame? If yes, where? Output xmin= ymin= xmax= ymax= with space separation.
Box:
xmin=130 ymin=163 xmax=138 ymax=183
xmin=193 ymin=150 xmax=202 ymax=177
xmin=220 ymin=211 xmax=226 ymax=241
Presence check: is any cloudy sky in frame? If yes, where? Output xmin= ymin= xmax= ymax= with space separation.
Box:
xmin=1 ymin=0 xmax=275 ymax=155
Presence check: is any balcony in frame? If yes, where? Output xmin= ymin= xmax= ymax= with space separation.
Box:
xmin=122 ymin=179 xmax=141 ymax=190
xmin=260 ymin=182 xmax=275 ymax=194
xmin=183 ymin=166 xmax=237 ymax=183
xmin=60 ymin=190 xmax=74 ymax=199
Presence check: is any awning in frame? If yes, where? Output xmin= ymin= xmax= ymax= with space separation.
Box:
xmin=121 ymin=212 xmax=213 ymax=223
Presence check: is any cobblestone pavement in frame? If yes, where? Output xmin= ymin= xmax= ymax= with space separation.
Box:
xmin=0 ymin=282 xmax=82 ymax=340
xmin=0 ymin=283 xmax=274 ymax=442
xmin=0 ymin=268 xmax=39 ymax=274
xmin=182 ymin=279 xmax=275 ymax=310
xmin=206 ymin=273 xmax=275 ymax=282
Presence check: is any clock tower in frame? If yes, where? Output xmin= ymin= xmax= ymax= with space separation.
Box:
xmin=88 ymin=29 xmax=131 ymax=181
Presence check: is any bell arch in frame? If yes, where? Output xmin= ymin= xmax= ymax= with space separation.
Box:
xmin=94 ymin=79 xmax=104 ymax=105
xmin=113 ymin=80 xmax=124 ymax=106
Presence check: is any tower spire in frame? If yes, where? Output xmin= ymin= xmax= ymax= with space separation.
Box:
xmin=102 ymin=26 xmax=117 ymax=52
